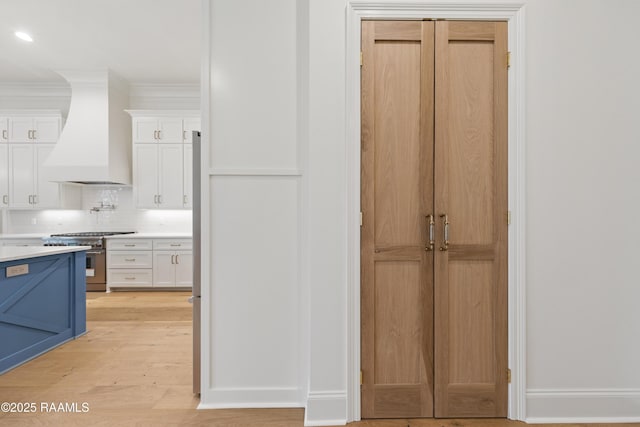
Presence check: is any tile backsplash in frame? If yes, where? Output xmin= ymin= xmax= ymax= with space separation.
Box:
xmin=4 ymin=186 xmax=192 ymax=234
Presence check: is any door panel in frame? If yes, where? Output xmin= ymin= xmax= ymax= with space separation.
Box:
xmin=35 ymin=144 xmax=60 ymax=208
xmin=134 ymin=144 xmax=159 ymax=208
xmin=361 ymin=20 xmax=434 ymax=419
xmin=361 ymin=19 xmax=508 ymax=420
xmin=9 ymin=118 xmax=32 ymax=142
xmin=134 ymin=119 xmax=159 ymax=143
xmin=32 ymin=117 xmax=60 ymax=143
xmin=158 ymin=144 xmax=184 ymax=208
xmin=0 ymin=144 xmax=8 ymax=206
xmin=434 ymin=21 xmax=508 ymax=418
xmin=373 ymin=41 xmax=422 ymax=247
xmin=183 ymin=143 xmax=193 ymax=208
xmin=8 ymin=144 xmax=34 ymax=208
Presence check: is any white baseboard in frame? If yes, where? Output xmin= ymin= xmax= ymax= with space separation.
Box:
xmin=304 ymin=391 xmax=347 ymax=426
xmin=526 ymin=388 xmax=640 ymax=423
xmin=198 ymin=387 xmax=303 ymax=409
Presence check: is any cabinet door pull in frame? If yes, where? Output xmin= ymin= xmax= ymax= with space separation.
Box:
xmin=170 ymin=244 xmax=181 ymax=247
xmin=158 ymin=195 xmax=162 ymax=204
xmin=32 ymin=129 xmax=37 ymax=140
xmin=171 ymin=254 xmax=175 ymax=264
xmin=2 ymin=130 xmax=6 ymax=140
xmin=125 ymin=258 xmax=136 ymax=262
xmin=27 ymin=130 xmax=32 ymax=139
xmin=157 ymin=130 xmax=161 ymax=140
xmin=2 ymin=195 xmax=7 ymax=204
xmin=125 ymin=277 xmax=136 ymax=280
xmin=183 ymin=130 xmax=187 ymax=141
xmin=28 ymin=195 xmax=32 ymax=204
xmin=33 ymin=194 xmax=37 ymax=205
xmin=175 ymin=254 xmax=179 ymax=264
xmin=183 ymin=195 xmax=188 ymax=205
xmin=124 ymin=244 xmax=136 ymax=247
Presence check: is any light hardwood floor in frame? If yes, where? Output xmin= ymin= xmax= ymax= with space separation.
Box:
xmin=0 ymin=292 xmax=637 ymax=426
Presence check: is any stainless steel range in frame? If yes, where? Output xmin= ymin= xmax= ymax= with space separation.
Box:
xmin=42 ymin=232 xmax=135 ymax=291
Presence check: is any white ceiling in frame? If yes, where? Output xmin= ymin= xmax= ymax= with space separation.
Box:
xmin=0 ymin=0 xmax=200 ymax=85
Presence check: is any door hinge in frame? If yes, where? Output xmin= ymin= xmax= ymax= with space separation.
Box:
xmin=360 ymin=212 xmax=363 ymax=227
xmin=507 ymin=51 xmax=511 ymax=69
xmin=507 ymin=368 xmax=512 ymax=383
xmin=507 ymin=210 xmax=511 ymax=225
xmin=360 ymin=370 xmax=363 ymax=385
xmin=360 ymin=51 xmax=363 ymax=67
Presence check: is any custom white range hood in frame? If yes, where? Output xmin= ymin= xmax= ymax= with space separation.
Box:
xmin=44 ymin=69 xmax=131 ymax=185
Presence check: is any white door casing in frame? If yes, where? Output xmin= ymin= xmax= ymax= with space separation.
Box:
xmin=345 ymin=1 xmax=526 ymax=422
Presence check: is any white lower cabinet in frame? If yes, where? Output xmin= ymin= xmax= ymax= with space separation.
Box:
xmin=153 ymin=250 xmax=193 ymax=287
xmin=107 ymin=237 xmax=192 ymax=291
xmin=108 ymin=269 xmax=154 ymax=288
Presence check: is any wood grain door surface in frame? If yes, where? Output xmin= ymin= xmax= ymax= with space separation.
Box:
xmin=361 ymin=20 xmax=508 ymax=419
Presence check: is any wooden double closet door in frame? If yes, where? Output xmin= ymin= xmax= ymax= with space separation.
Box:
xmin=361 ymin=20 xmax=508 ymax=419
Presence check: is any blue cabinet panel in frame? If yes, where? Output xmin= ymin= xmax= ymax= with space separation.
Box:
xmin=0 ymin=251 xmax=86 ymax=374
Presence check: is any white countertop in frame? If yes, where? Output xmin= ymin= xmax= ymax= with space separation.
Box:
xmin=105 ymin=233 xmax=192 ymax=239
xmin=0 ymin=246 xmax=91 ymax=263
xmin=0 ymin=233 xmax=50 ymax=239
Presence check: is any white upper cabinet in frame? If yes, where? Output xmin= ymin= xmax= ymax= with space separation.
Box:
xmin=0 ymin=117 xmax=8 ymax=142
xmin=158 ymin=144 xmax=184 ymax=208
xmin=183 ymin=118 xmax=201 ymax=144
xmin=34 ymin=144 xmax=60 ymax=208
xmin=8 ymin=144 xmax=60 ymax=209
xmin=183 ymin=143 xmax=193 ymax=208
xmin=133 ymin=143 xmax=183 ymax=209
xmin=134 ymin=144 xmax=160 ymax=209
xmin=127 ymin=110 xmax=200 ymax=209
xmin=132 ymin=117 xmax=184 ymax=144
xmin=8 ymin=116 xmax=61 ymax=143
xmin=8 ymin=144 xmax=36 ymax=208
xmin=0 ymin=144 xmax=8 ymax=206
xmin=0 ymin=110 xmax=79 ymax=210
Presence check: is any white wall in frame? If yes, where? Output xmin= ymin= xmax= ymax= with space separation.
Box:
xmin=525 ymin=0 xmax=640 ymax=422
xmin=203 ymin=0 xmax=640 ymax=424
xmin=201 ymin=0 xmax=303 ymax=408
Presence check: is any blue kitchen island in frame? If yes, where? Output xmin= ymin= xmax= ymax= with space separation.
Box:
xmin=0 ymin=246 xmax=89 ymax=374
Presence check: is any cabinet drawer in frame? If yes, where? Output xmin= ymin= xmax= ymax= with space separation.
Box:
xmin=107 ymin=239 xmax=153 ymax=250
xmin=153 ymin=239 xmax=192 ymax=250
xmin=108 ymin=251 xmax=153 ymax=268
xmin=108 ymin=269 xmax=153 ymax=287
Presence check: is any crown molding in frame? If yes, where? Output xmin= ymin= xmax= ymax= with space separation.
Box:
xmin=0 ymin=82 xmax=70 ymax=98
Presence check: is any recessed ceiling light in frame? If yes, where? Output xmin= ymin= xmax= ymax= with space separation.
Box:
xmin=15 ymin=31 xmax=33 ymax=42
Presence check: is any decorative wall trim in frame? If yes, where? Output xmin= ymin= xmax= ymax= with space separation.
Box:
xmin=304 ymin=392 xmax=347 ymax=427
xmin=345 ymin=1 xmax=527 ymax=423
xmin=209 ymin=168 xmax=303 ymax=177
xmin=200 ymin=0 xmax=213 ymax=407
xmin=197 ymin=387 xmax=303 ymax=409
xmin=526 ymin=389 xmax=640 ymax=423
